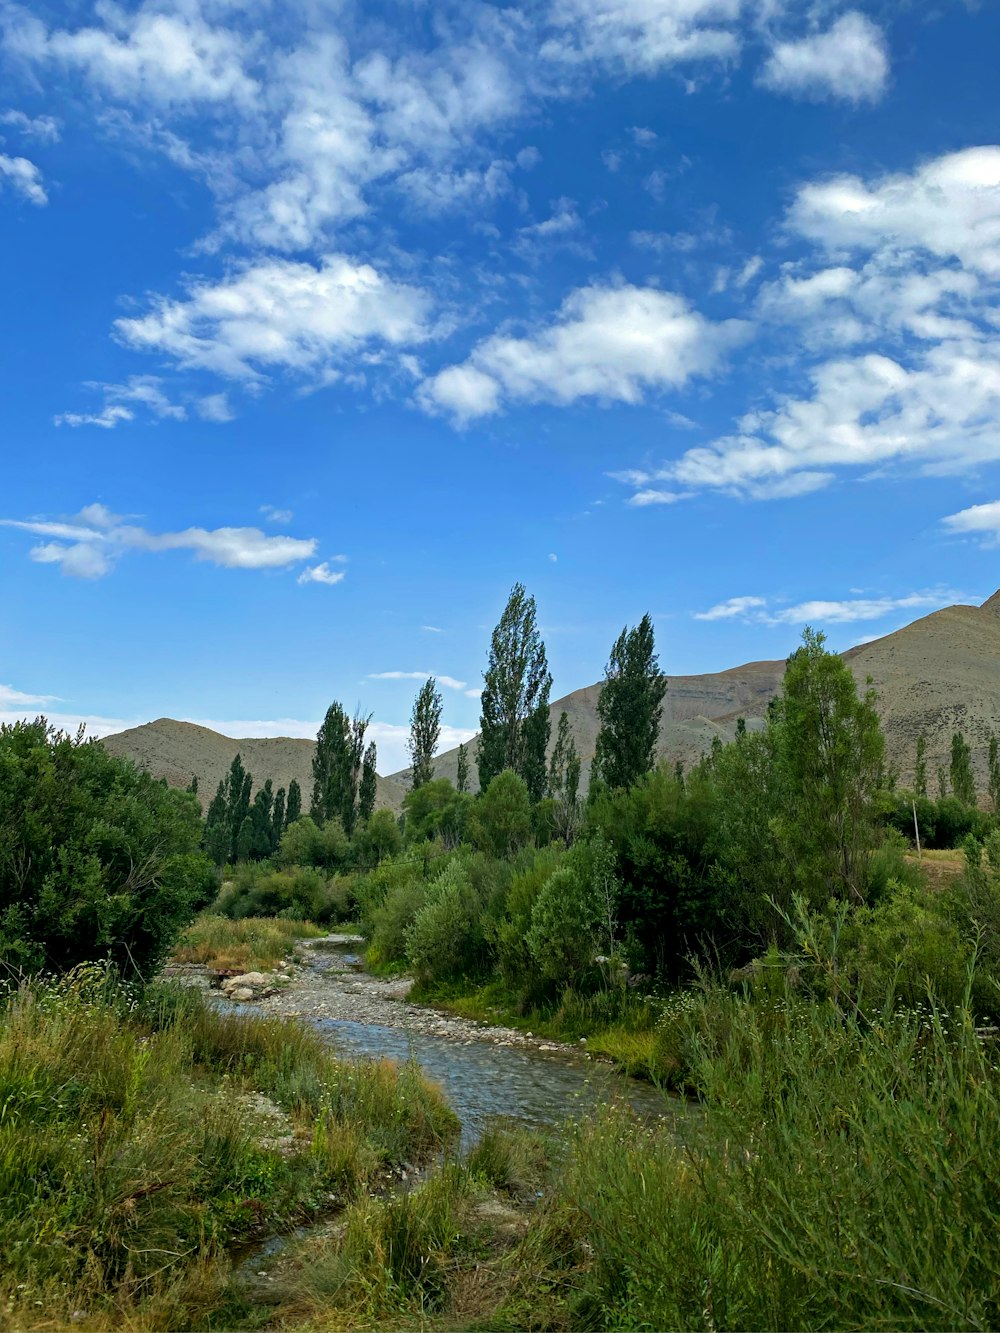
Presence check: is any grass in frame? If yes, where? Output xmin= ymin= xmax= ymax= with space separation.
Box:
xmin=411 ymin=976 xmax=667 ymax=1081
xmin=170 ymin=914 xmax=324 ymax=972
xmin=0 ymin=966 xmax=457 ymax=1331
xmin=244 ymin=985 xmax=1000 ymax=1333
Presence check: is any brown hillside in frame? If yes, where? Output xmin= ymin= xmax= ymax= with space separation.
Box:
xmin=391 ymin=592 xmax=1000 ymax=796
xmin=100 ymin=719 xmax=406 ymax=814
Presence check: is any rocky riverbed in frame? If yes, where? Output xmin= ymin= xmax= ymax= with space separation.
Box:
xmin=261 ymin=935 xmax=574 ymax=1052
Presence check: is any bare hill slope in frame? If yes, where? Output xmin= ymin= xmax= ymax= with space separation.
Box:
xmin=100 ymin=719 xmax=406 ymax=813
xmin=390 ymin=592 xmax=1000 ymax=795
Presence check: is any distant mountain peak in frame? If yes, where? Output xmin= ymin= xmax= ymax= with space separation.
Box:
xmin=982 ymin=590 xmax=1000 ymax=616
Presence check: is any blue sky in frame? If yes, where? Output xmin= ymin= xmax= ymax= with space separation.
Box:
xmin=2 ymin=0 xmax=999 ymax=771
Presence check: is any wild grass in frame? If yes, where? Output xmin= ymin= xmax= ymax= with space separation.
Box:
xmin=170 ymin=914 xmax=323 ymax=972
xmin=0 ymin=967 xmax=457 ymax=1331
xmin=184 ymin=976 xmax=1000 ymax=1333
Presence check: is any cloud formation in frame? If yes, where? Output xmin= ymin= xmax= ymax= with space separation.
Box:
xmin=693 ymin=589 xmax=961 ymax=626
xmin=758 ymin=12 xmax=889 ymax=104
xmin=368 ymin=671 xmax=468 ymax=692
xmin=1 ymin=503 xmax=320 ymax=579
xmin=942 ymin=500 xmax=1000 ymax=546
xmin=116 ymin=255 xmax=432 ymax=381
xmin=420 ymin=284 xmax=749 ymax=424
xmin=0 ymin=152 xmax=46 ymax=203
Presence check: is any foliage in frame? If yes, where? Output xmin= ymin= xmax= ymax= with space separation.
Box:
xmin=406 ymin=861 xmax=483 ymax=982
xmin=402 ymin=777 xmax=470 ymax=847
xmin=467 ymin=770 xmax=533 ymax=859
xmin=0 ymin=972 xmax=456 ymax=1330
xmin=353 ymin=808 xmax=403 ymax=869
xmin=771 ymin=628 xmax=886 ymax=905
xmin=548 ymin=709 xmax=582 ymax=843
xmin=950 ymin=729 xmax=976 ymax=807
xmin=408 ymin=677 xmax=443 ymax=790
xmin=215 ymin=864 xmax=353 ymax=924
xmin=172 ymin=913 xmax=323 ymax=970
xmin=311 ymin=702 xmax=370 ymax=834
xmin=478 ymin=582 xmax=552 ymax=801
xmin=359 ymin=740 xmax=378 ymax=823
xmin=592 ymin=612 xmax=666 ymax=790
xmin=456 ymin=740 xmax=470 ymax=793
xmin=278 ymin=814 xmax=350 ymax=870
xmin=0 ymin=719 xmax=214 ymax=979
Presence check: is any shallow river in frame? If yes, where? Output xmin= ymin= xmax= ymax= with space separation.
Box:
xmin=301 ymin=941 xmax=686 ymax=1149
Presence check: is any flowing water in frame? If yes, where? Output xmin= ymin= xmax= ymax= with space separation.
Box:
xmin=302 ymin=939 xmax=686 ymax=1149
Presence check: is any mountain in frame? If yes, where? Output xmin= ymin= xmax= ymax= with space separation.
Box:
xmin=101 ymin=592 xmax=1000 ymax=809
xmin=389 ymin=591 xmax=1000 ymax=796
xmin=100 ymin=719 xmax=407 ymax=813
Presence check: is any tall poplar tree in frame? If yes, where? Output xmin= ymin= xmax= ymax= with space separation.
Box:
xmin=950 ymin=731 xmax=976 ymax=807
xmin=408 ymin=678 xmax=443 ymax=790
xmin=593 ymin=613 xmax=666 ymax=790
xmin=478 ymin=583 xmax=552 ymax=801
xmin=271 ymin=786 xmax=286 ymax=852
xmin=548 ymin=710 xmax=582 ymax=843
xmin=286 ymin=779 xmax=302 ymax=826
xmin=914 ymin=734 xmax=928 ymax=798
xmin=772 ymin=628 xmax=885 ymax=905
xmin=359 ymin=741 xmax=378 ymax=822
xmin=456 ymin=743 xmax=470 ymax=794
xmin=311 ymin=702 xmax=370 ymax=833
xmin=989 ymin=735 xmax=1000 ymax=815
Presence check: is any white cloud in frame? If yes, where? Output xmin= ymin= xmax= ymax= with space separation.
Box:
xmin=548 ymin=552 xmax=558 ymax=562
xmin=693 ymin=589 xmax=959 ymax=625
xmin=0 ymin=152 xmax=46 ymax=204
xmin=5 ymin=5 xmax=257 ymax=106
xmin=0 ymin=683 xmax=60 ymax=706
xmin=368 ymin=671 xmax=468 ymax=692
xmin=260 ymin=505 xmax=294 ymax=525
xmin=464 ymin=687 xmax=484 ymax=700
xmin=694 ymin=595 xmax=767 ymax=621
xmin=422 ymin=625 xmax=443 ymax=633
xmin=628 ymin=488 xmax=682 ymax=506
xmin=541 ymin=0 xmax=742 ymax=75
xmin=942 ymin=499 xmax=1000 ymax=546
xmin=419 ymin=283 xmax=749 ymax=424
xmin=0 ymin=708 xmax=135 ymax=740
xmin=647 ymin=147 xmax=1000 ymax=499
xmin=757 ymin=12 xmax=889 ymax=104
xmin=197 ymin=393 xmax=235 ymax=422
xmin=297 ymin=562 xmax=346 ymax=586
xmin=2 ymin=506 xmax=318 ymax=579
xmin=116 ymin=255 xmax=432 ymax=381
xmin=55 ymin=375 xmax=186 ymax=428
xmin=0 ymin=109 xmax=60 ymax=142
xmin=788 ymin=146 xmax=1000 ymax=277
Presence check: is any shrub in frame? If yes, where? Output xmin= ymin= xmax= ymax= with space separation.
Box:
xmin=406 ymin=861 xmax=482 ymax=982
xmin=0 ymin=719 xmax=213 ymax=978
xmin=467 ymin=771 xmax=533 ymax=859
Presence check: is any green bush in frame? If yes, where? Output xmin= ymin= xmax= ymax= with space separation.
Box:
xmin=0 ymin=719 xmax=214 ymax=978
xmin=406 ymin=861 xmax=483 ymax=982
xmin=467 ymin=770 xmax=533 ymax=859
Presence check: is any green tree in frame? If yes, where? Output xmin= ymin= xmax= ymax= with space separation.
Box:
xmin=235 ymin=815 xmax=254 ymax=863
xmin=403 ymin=778 xmax=469 ymax=848
xmin=772 ymin=628 xmax=886 ymax=904
xmin=478 ymin=583 xmax=552 ymax=801
xmin=355 ymin=808 xmax=403 ymax=868
xmin=249 ymin=778 xmax=274 ymax=860
xmin=408 ymin=678 xmax=443 ymax=790
xmin=359 ymin=740 xmax=378 ymax=823
xmin=527 ymin=835 xmax=621 ymax=987
xmin=938 ymin=766 xmax=949 ymax=799
xmin=914 ymin=735 xmax=928 ymax=798
xmin=456 ymin=742 xmax=470 ymax=794
xmin=592 ymin=613 xmax=666 ymax=790
xmin=989 ymin=735 xmax=1000 ymax=815
xmin=312 ymin=703 xmax=369 ymax=834
xmin=468 ymin=770 xmax=533 ymax=858
xmin=286 ymin=779 xmax=302 ymax=826
xmin=187 ymin=774 xmax=199 ymax=795
xmin=0 ymin=719 xmax=213 ymax=977
xmin=204 ymin=779 xmax=230 ymax=866
xmin=548 ymin=710 xmax=582 ymax=843
xmin=950 ymin=731 xmax=976 ymax=807
xmin=271 ymin=786 xmax=286 ymax=852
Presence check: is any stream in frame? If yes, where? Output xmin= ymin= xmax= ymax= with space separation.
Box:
xmin=273 ymin=936 xmax=687 ymax=1149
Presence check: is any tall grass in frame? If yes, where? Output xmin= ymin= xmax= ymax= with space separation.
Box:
xmin=0 ymin=967 xmax=457 ymax=1330
xmin=170 ymin=913 xmax=323 ymax=972
xmin=565 ymin=987 xmax=1000 ymax=1331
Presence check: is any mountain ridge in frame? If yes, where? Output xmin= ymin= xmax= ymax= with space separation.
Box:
xmin=100 ymin=591 xmax=1000 ymax=806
